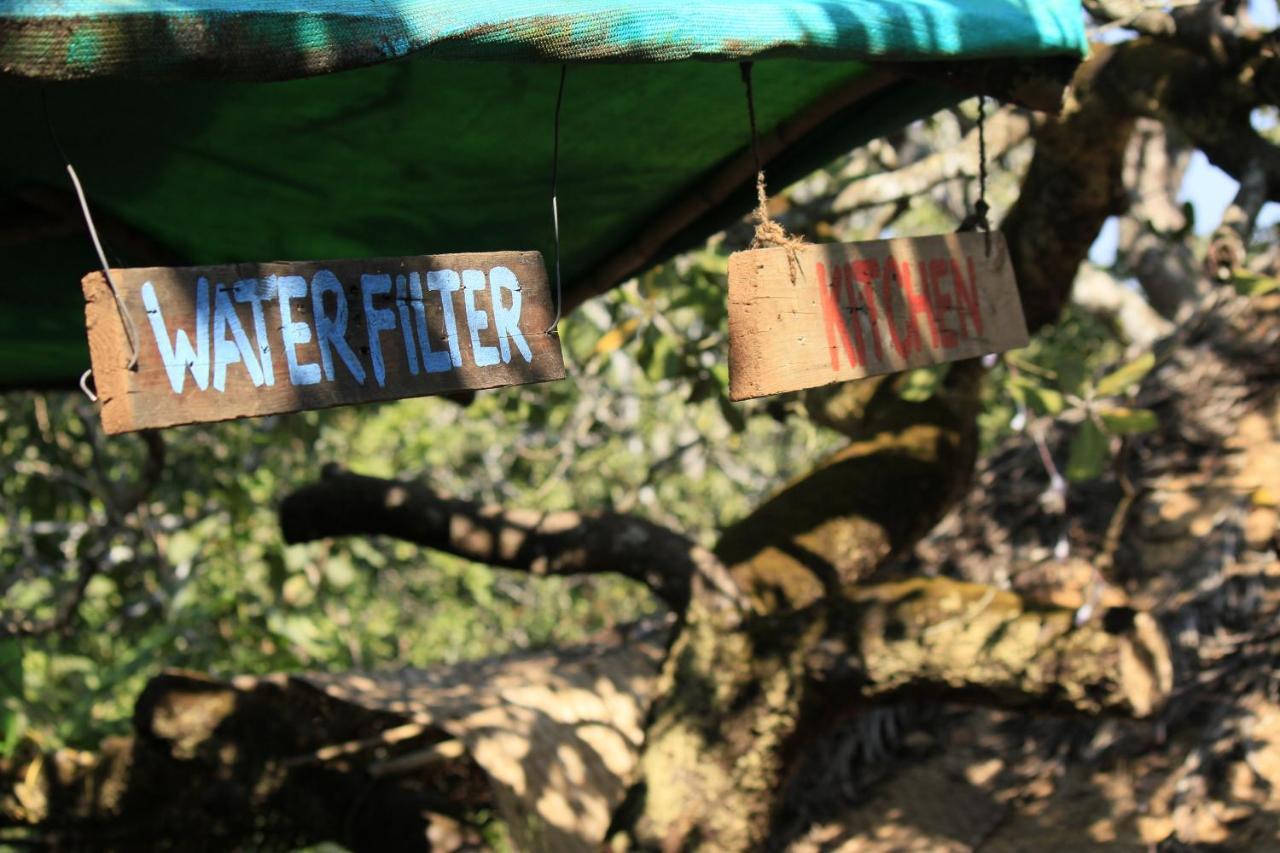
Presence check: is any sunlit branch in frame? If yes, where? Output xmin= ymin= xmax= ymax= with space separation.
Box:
xmin=280 ymin=466 xmax=744 ymax=615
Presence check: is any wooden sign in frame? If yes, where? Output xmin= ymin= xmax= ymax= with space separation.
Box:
xmin=727 ymin=231 xmax=1028 ymax=400
xmin=83 ymin=251 xmax=565 ymax=434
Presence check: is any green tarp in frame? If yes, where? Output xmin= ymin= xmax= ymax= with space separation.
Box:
xmin=0 ymin=1 xmax=1086 ymax=387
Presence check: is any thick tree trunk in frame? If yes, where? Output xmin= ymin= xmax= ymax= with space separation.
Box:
xmin=1002 ymin=44 xmax=1136 ymax=334
xmin=603 ymin=371 xmax=1174 ymax=850
xmin=607 ymin=364 xmax=986 ymax=850
xmin=604 ymin=33 xmax=1203 ymax=846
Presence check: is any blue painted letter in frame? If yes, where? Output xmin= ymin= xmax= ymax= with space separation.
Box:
xmin=276 ymin=275 xmax=321 ymax=386
xmin=489 ymin=266 xmax=532 ymax=364
xmin=361 ymin=273 xmax=397 ymax=387
xmin=311 ymin=270 xmax=366 ymax=385
xmin=426 ymin=270 xmax=463 ymax=367
xmin=394 ymin=275 xmax=419 ymax=376
xmin=409 ymin=272 xmax=452 ymax=373
xmin=233 ymin=278 xmax=275 ymax=385
xmin=462 ymin=269 xmax=499 ymax=368
xmin=142 ymin=278 xmax=210 ymax=394
xmin=212 ymin=283 xmax=265 ymax=390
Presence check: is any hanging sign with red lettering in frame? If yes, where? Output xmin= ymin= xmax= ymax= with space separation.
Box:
xmin=83 ymin=251 xmax=565 ymax=434
xmin=727 ymin=232 xmax=1028 ymax=400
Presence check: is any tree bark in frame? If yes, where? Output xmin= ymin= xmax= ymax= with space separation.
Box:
xmin=830 ymin=107 xmax=1034 ymax=216
xmin=1002 ymin=44 xmax=1137 ymax=333
xmin=281 ymin=467 xmax=742 ymax=616
xmin=599 ymin=363 xmax=981 ymax=851
xmin=3 ymin=579 xmax=1171 ymax=851
xmin=1117 ymin=118 xmax=1202 ymax=319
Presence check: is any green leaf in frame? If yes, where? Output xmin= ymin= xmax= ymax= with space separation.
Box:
xmin=1098 ymin=406 xmax=1159 ymax=435
xmin=0 ymin=641 xmax=24 ymax=757
xmin=1095 ymin=352 xmax=1155 ymax=398
xmin=1008 ymin=375 xmax=1063 ymax=415
xmin=1026 ymin=385 xmax=1065 ymax=416
xmin=645 ymin=335 xmax=682 ymax=382
xmin=1066 ymin=419 xmax=1110 ymax=482
xmin=717 ymin=394 xmax=747 ymax=433
xmin=686 ymin=376 xmax=716 ymax=403
xmin=1233 ymin=270 xmax=1280 ymax=297
xmin=899 ymin=367 xmax=942 ymax=402
xmin=593 ymin=316 xmax=641 ymax=356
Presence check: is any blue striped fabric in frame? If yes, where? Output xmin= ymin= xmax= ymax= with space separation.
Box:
xmin=2 ymin=0 xmax=1086 ymax=80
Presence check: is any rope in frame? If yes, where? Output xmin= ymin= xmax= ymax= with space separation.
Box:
xmin=976 ymin=93 xmax=991 ymax=256
xmin=738 ymin=63 xmax=806 ymax=262
xmin=957 ymin=94 xmax=992 ymax=256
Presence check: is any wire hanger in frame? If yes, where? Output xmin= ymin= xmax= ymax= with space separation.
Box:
xmin=546 ymin=64 xmax=567 ymax=334
xmin=42 ymin=89 xmax=141 ymax=400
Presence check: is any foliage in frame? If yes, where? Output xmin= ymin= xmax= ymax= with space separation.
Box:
xmin=0 ymin=94 xmax=1201 ymax=781
xmin=0 ymin=244 xmax=840 ymax=758
xmin=980 ymin=306 xmax=1159 ymax=483
xmin=0 ymin=96 xmax=1158 ymax=766
xmin=1234 ymin=269 xmax=1280 ymax=297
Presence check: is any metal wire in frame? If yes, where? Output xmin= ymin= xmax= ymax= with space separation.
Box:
xmin=740 ymin=62 xmax=763 ymax=178
xmin=65 ymin=162 xmax=141 ymax=370
xmin=78 ymin=369 xmax=97 ymax=402
xmin=546 ymin=64 xmax=567 ymax=334
xmin=42 ymin=89 xmax=141 ymax=384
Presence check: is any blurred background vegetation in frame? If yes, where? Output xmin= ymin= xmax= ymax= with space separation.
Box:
xmin=0 ymin=94 xmax=1247 ymax=770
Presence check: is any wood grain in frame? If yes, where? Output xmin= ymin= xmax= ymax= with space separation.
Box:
xmin=83 ymin=251 xmax=565 ymax=434
xmin=727 ymin=232 xmax=1028 ymax=400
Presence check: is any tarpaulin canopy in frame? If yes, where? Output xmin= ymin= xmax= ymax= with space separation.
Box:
xmin=0 ymin=1 xmax=1086 ymax=387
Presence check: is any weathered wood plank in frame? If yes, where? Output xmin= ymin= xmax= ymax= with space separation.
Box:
xmin=727 ymin=232 xmax=1028 ymax=400
xmin=83 ymin=251 xmax=565 ymax=434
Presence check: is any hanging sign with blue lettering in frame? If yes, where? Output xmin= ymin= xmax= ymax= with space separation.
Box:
xmin=82 ymin=251 xmax=565 ymax=434
xmin=727 ymin=232 xmax=1028 ymax=400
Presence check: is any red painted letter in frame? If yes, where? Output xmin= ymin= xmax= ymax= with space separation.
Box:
xmin=927 ymin=258 xmax=958 ymax=348
xmin=952 ymin=255 xmax=984 ymax=338
xmin=851 ymin=260 xmax=885 ymax=364
xmin=910 ymin=260 xmax=941 ymax=349
xmin=837 ymin=264 xmax=869 ymax=366
xmin=816 ymin=262 xmax=860 ymax=371
xmin=878 ymin=260 xmax=911 ymax=359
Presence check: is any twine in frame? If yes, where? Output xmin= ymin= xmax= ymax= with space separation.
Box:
xmin=955 ymin=94 xmax=992 ymax=256
xmin=740 ymin=63 xmax=806 ymax=278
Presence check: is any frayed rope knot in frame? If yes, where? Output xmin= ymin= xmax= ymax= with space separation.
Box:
xmin=749 ymin=171 xmax=805 ymax=252
xmin=749 ymin=171 xmax=806 ymax=283
xmin=740 ymin=62 xmax=805 ymax=282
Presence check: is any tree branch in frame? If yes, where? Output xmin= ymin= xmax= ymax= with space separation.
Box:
xmin=11 ymin=577 xmax=1171 ymax=850
xmin=1207 ymin=156 xmax=1269 ymax=281
xmin=1073 ymin=263 xmax=1173 ymax=345
xmin=829 ymin=107 xmax=1034 ymax=216
xmin=1117 ymin=118 xmax=1203 ymax=318
xmin=1002 ymin=44 xmax=1139 ymax=332
xmin=812 ymin=577 xmax=1173 ymax=718
xmin=1094 ymin=37 xmax=1280 ymax=198
xmin=1085 ymin=0 xmax=1258 ymax=63
xmin=279 ymin=467 xmax=743 ymax=615
xmin=714 ymin=361 xmax=985 ymax=612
